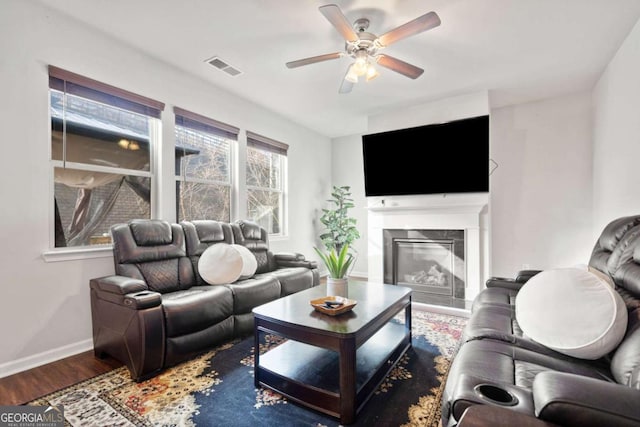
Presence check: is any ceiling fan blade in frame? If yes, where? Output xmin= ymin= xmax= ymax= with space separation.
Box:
xmin=339 ymin=67 xmax=354 ymax=94
xmin=286 ymin=52 xmax=343 ymax=68
xmin=319 ymin=4 xmax=359 ymax=43
xmin=376 ymin=54 xmax=424 ymax=79
xmin=377 ymin=11 xmax=441 ymax=47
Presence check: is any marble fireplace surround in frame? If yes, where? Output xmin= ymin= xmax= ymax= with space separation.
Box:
xmin=367 ymin=193 xmax=489 ymax=303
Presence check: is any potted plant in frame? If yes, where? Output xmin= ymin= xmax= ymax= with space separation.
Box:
xmin=314 ymin=244 xmax=354 ymax=296
xmin=319 ymin=186 xmax=360 ymax=254
xmin=316 ymin=185 xmax=361 ymax=295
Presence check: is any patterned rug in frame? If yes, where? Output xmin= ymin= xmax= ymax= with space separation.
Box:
xmin=30 ymin=311 xmax=467 ymax=426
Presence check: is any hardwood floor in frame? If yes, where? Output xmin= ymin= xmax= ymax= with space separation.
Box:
xmin=0 ymin=351 xmax=121 ymax=406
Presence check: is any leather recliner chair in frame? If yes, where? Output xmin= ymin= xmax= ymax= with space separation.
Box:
xmin=441 ymin=215 xmax=640 ymax=427
xmin=461 ymin=214 xmax=640 ymax=349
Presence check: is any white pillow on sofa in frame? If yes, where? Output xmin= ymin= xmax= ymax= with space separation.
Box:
xmin=515 ymin=267 xmax=627 ymax=360
xmin=232 ymin=244 xmax=257 ymax=280
xmin=587 ymin=265 xmax=616 ymax=288
xmin=198 ymin=244 xmax=244 ymax=285
xmin=198 ymin=244 xmax=258 ymax=285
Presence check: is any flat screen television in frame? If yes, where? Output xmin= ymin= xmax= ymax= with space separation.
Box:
xmin=362 ymin=115 xmax=489 ymax=197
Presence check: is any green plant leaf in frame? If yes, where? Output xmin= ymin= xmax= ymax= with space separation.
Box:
xmin=317 ymin=185 xmax=360 ymax=259
xmin=314 ymin=244 xmax=353 ymax=278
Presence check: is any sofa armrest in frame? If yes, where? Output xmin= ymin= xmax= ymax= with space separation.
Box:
xmin=533 ymin=371 xmax=640 ymax=427
xmin=458 ymin=405 xmax=559 ymax=427
xmin=485 ymin=277 xmax=524 ymax=291
xmin=90 ymin=276 xmax=161 ymax=309
xmin=274 ymin=252 xmax=318 ymax=269
xmin=486 ymin=270 xmax=542 ymax=290
xmin=90 ymin=275 xmax=148 ymax=295
xmin=515 ymin=269 xmax=542 ymax=282
xmin=274 ymin=252 xmax=305 ymax=261
xmin=123 ymin=290 xmax=162 ymax=309
xmin=90 ymin=276 xmax=164 ymax=381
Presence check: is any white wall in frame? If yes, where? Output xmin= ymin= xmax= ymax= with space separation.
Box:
xmin=592 ymin=18 xmax=640 ymax=235
xmin=0 ymin=0 xmax=331 ymax=375
xmin=367 ymin=91 xmax=490 ymax=134
xmin=333 ymin=89 xmax=596 ymax=284
xmin=330 ymin=134 xmax=368 ymax=277
xmin=489 ymin=92 xmax=594 ymax=276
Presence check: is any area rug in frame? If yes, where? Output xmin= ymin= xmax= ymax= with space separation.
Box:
xmin=30 ymin=311 xmax=467 ymax=426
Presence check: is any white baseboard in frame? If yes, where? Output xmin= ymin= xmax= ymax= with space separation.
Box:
xmin=0 ymin=339 xmax=93 ymax=379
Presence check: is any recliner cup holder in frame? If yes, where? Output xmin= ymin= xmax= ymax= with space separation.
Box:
xmin=474 ymin=384 xmax=518 ymax=406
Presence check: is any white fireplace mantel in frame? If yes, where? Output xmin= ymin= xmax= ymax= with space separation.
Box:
xmin=367 ymin=193 xmax=489 ymax=302
xmin=366 ymin=192 xmax=488 ymax=213
xmin=367 ymin=203 xmax=486 ymax=214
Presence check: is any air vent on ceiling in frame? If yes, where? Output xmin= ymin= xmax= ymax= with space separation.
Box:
xmin=205 ymin=56 xmax=243 ymax=77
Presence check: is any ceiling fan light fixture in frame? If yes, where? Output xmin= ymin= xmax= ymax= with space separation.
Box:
xmin=353 ymin=50 xmax=369 ymax=75
xmin=345 ymin=64 xmax=359 ymax=83
xmin=366 ymin=64 xmax=379 ymax=81
xmin=354 ymin=62 xmax=368 ymax=76
xmin=354 ymin=50 xmax=368 ymax=64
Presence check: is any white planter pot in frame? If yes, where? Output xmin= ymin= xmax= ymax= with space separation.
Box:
xmin=326 ymin=277 xmax=348 ymax=297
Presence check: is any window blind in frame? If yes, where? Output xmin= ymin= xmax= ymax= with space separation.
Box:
xmin=246 ymin=131 xmax=289 ymax=156
xmin=174 ymin=107 xmax=239 ymax=140
xmin=48 ymin=65 xmax=165 ymax=118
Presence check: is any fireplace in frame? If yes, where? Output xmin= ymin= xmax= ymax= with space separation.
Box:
xmin=367 ymin=193 xmax=489 ymax=305
xmin=384 ymin=229 xmax=465 ymax=303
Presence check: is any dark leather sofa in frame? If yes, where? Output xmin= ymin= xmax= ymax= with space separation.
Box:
xmin=90 ymin=219 xmax=319 ymax=381
xmin=442 ymin=215 xmax=640 ymax=427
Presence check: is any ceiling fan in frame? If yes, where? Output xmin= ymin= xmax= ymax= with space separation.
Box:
xmin=286 ymin=4 xmax=441 ymax=94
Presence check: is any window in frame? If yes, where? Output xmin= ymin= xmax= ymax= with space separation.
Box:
xmin=246 ymin=131 xmax=288 ymax=235
xmin=49 ymin=66 xmax=164 ymax=248
xmin=174 ymin=107 xmax=239 ymax=222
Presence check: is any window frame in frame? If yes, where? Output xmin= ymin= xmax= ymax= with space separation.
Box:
xmin=46 ymin=66 xmax=164 ymax=254
xmin=245 ymin=131 xmax=289 ymax=237
xmin=173 ymin=107 xmax=239 ymax=223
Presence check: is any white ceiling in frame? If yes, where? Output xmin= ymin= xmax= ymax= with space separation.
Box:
xmin=38 ymin=0 xmax=640 ymax=138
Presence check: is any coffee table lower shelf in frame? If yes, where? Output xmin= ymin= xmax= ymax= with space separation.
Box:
xmin=256 ymin=321 xmax=410 ymax=421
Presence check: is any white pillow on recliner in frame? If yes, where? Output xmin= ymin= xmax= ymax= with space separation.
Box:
xmin=515 ymin=267 xmax=627 ymax=360
xmin=198 ymin=243 xmax=258 ymax=285
xmin=198 ymin=244 xmax=244 ymax=285
xmin=232 ymin=244 xmax=257 ymax=280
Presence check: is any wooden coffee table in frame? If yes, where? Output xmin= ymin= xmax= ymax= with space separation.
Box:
xmin=252 ymin=281 xmax=412 ymax=424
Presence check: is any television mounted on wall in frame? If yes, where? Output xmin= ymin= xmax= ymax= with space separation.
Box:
xmin=361 ymin=115 xmax=489 ymax=197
